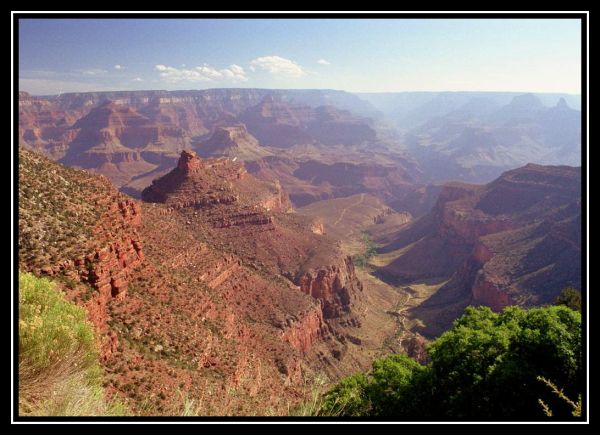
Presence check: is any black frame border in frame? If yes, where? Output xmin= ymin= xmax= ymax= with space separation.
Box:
xmin=12 ymin=10 xmax=589 ymax=424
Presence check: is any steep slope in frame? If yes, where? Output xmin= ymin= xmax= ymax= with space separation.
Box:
xmin=19 ymin=147 xmax=372 ymax=415
xmin=374 ymin=164 xmax=581 ymax=336
xmin=19 ymin=147 xmax=144 ymax=358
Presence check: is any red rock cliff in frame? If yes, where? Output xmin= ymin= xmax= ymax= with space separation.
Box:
xmin=296 ymin=256 xmax=363 ymax=319
xmin=471 ymin=270 xmax=510 ymax=311
xmin=59 ymin=198 xmax=144 ymax=359
xmin=281 ymin=305 xmax=326 ymax=354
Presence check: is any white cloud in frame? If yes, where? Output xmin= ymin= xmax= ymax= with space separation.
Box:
xmin=114 ymin=65 xmax=124 ymax=70
xmin=79 ymin=68 xmax=108 ymax=76
xmin=132 ymin=77 xmax=143 ymax=82
xmin=154 ymin=64 xmax=247 ymax=83
xmin=317 ymin=59 xmax=331 ymax=65
xmin=249 ymin=56 xmax=305 ymax=78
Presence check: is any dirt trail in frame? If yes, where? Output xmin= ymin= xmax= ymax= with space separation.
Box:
xmin=333 ymin=193 xmax=365 ymax=226
xmin=396 ymin=291 xmax=412 ymax=348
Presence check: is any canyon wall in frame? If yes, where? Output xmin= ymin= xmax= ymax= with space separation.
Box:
xmin=297 ymin=256 xmax=363 ymax=319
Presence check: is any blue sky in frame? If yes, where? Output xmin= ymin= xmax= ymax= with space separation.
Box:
xmin=18 ymin=18 xmax=582 ymax=95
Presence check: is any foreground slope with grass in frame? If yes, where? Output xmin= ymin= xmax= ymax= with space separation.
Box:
xmin=18 ymin=272 xmax=126 ymax=416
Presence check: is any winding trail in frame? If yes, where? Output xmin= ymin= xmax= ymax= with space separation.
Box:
xmin=333 ymin=193 xmax=366 ymax=226
xmin=396 ymin=291 xmax=412 ymax=349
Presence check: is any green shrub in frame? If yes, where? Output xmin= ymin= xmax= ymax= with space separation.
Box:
xmin=319 ymin=373 xmax=370 ymax=416
xmin=366 ymin=354 xmax=426 ymax=417
xmin=18 ymin=272 xmax=127 ymax=416
xmin=315 ymin=305 xmax=582 ymax=420
xmin=19 ymin=272 xmax=98 ymax=375
xmin=319 ymin=355 xmax=426 ymax=417
xmin=352 ymin=232 xmax=379 ymax=268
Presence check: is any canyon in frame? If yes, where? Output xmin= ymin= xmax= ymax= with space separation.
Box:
xmin=371 ymin=163 xmax=582 ymax=337
xmin=17 ymin=87 xmax=583 ymax=416
xmin=19 ymin=89 xmax=581 ymax=215
xmin=19 ymin=147 xmax=412 ymax=414
xmin=19 ymin=90 xmax=430 ymax=211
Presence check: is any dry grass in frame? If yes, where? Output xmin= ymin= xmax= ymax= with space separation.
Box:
xmin=20 ymin=357 xmax=127 ymax=416
xmin=537 ymin=376 xmax=582 ymax=418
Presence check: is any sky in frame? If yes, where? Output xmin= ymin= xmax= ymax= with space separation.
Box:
xmin=18 ymin=18 xmax=582 ymax=96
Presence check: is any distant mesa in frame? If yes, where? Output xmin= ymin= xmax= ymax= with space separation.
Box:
xmin=402 ymin=91 xmax=581 ymax=183
xmin=506 ymin=93 xmax=545 ymax=110
xmin=195 ymin=124 xmax=272 ymax=160
xmin=18 ymin=89 xmax=382 ymax=194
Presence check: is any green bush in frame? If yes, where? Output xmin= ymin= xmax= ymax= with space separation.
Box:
xmin=320 ymin=373 xmax=370 ymax=416
xmin=428 ymin=305 xmax=581 ymax=418
xmin=368 ymin=354 xmax=427 ymax=417
xmin=352 ymin=232 xmax=379 ymax=268
xmin=316 ymin=305 xmax=582 ymax=420
xmin=19 ymin=272 xmax=98 ymax=375
xmin=18 ymin=272 xmax=127 ymax=416
xmin=319 ymin=355 xmax=427 ymax=417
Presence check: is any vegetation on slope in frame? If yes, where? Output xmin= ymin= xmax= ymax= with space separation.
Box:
xmin=315 ymin=304 xmax=582 ymax=420
xmin=554 ymin=287 xmax=582 ymax=312
xmin=18 ymin=272 xmax=126 ymax=416
xmin=352 ymin=232 xmax=379 ymax=268
xmin=18 ymin=148 xmax=106 ymax=267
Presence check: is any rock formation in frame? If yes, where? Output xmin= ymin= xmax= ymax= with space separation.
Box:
xmin=18 ymin=89 xmax=386 ymax=197
xmin=195 ymin=124 xmax=272 ymax=160
xmin=18 ymin=148 xmax=144 ymax=359
xmin=297 ymin=256 xmax=363 ymax=318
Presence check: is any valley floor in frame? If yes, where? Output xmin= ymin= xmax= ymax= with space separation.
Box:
xmin=297 ymin=194 xmax=444 ymax=366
